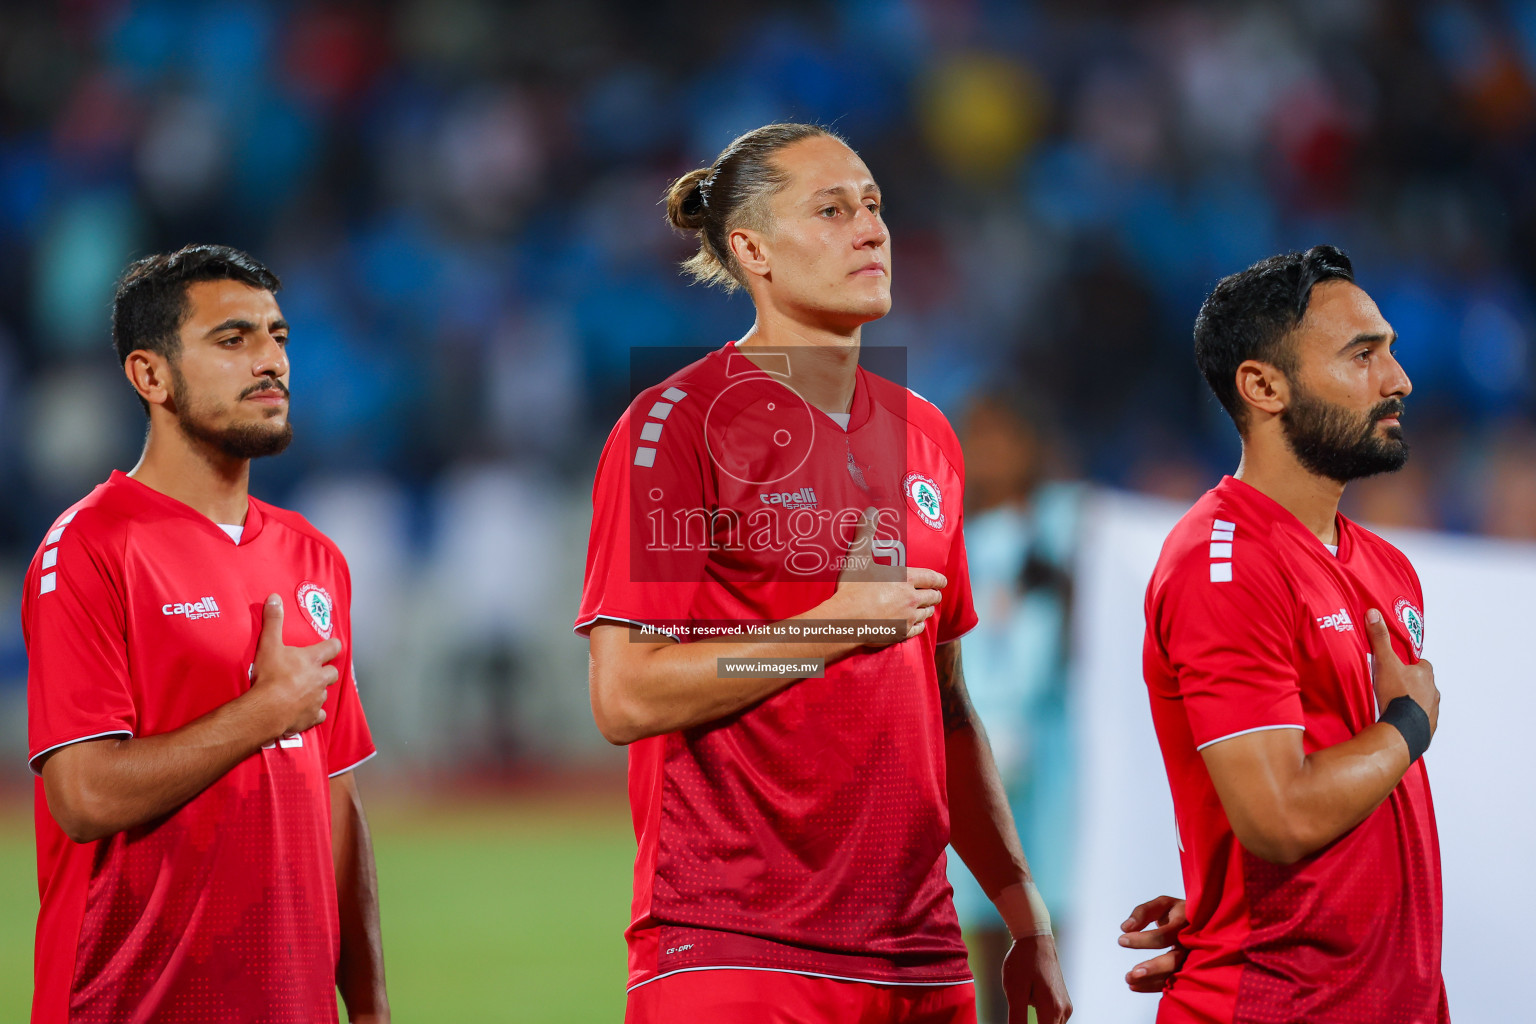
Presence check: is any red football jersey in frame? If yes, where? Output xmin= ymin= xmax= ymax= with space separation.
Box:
xmin=575 ymin=342 xmax=979 ymax=991
xmin=24 ymin=471 xmax=376 ymax=1024
xmin=1143 ymin=476 xmax=1447 ymax=1023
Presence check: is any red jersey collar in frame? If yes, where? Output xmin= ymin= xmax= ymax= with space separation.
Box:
xmin=1216 ymin=474 xmax=1352 ymax=561
xmin=109 ymin=470 xmax=266 ymax=545
xmin=721 ymin=340 xmax=874 ymax=433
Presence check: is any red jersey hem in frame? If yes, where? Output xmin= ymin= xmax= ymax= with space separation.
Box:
xmin=628 ymin=965 xmax=975 ymax=994
xmin=629 ymin=923 xmax=972 ymax=991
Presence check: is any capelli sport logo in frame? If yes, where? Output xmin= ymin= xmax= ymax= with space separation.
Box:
xmin=163 ymin=596 xmax=221 ymax=620
xmin=758 ymin=485 xmax=819 ymax=509
xmin=1316 ymin=607 xmax=1354 ymax=633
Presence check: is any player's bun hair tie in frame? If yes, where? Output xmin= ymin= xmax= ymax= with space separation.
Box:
xmin=666 ymin=166 xmax=714 ymax=232
xmin=695 ymin=172 xmax=716 ymax=210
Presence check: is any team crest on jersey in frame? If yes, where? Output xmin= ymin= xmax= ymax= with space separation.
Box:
xmin=1394 ymin=597 xmax=1424 ymax=657
xmin=297 ymin=582 xmax=334 ymax=639
xmin=903 ymin=472 xmax=946 ymax=531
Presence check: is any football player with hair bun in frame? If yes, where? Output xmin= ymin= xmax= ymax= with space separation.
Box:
xmin=577 ymin=124 xmax=1071 ymax=1024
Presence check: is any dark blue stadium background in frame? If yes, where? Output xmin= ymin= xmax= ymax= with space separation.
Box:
xmin=3 ymin=0 xmax=1536 ymax=767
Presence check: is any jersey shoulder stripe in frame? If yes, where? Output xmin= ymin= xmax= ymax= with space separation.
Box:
xmin=633 ymin=385 xmax=694 ymax=468
xmin=1156 ymin=494 xmax=1287 ymax=597
xmin=28 ymin=494 xmax=131 ymax=602
xmin=611 ymin=347 xmax=727 ymax=471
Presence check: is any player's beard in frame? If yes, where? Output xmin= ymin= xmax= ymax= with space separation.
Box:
xmin=170 ymin=363 xmax=294 ymax=460
xmin=1280 ymin=383 xmax=1408 ymax=483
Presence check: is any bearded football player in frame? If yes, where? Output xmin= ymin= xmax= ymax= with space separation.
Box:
xmin=24 ymin=245 xmax=387 ymax=1023
xmin=1120 ymin=245 xmax=1447 ymax=1022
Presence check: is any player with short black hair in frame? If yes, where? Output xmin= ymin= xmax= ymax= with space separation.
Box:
xmin=1119 ymin=247 xmax=1447 ymax=1022
xmin=25 ymin=244 xmax=388 ymax=1023
xmin=578 ymin=124 xmax=1071 ymax=1024
xmin=1192 ymin=245 xmax=1357 ymax=426
xmin=112 ymin=243 xmax=284 ymax=415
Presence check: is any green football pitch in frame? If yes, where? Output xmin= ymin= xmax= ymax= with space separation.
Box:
xmin=0 ymin=794 xmax=635 ymax=1022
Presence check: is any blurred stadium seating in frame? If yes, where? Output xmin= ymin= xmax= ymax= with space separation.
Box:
xmin=5 ymin=0 xmax=1536 ymax=765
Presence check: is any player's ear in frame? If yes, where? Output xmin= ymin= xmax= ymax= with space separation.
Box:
xmin=124 ymin=351 xmax=174 ymax=409
xmin=1235 ymin=359 xmax=1289 ymax=420
xmin=729 ymin=227 xmax=771 ymax=281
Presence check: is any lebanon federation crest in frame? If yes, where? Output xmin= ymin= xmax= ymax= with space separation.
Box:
xmin=1393 ymin=596 xmax=1424 ymax=658
xmin=297 ymin=582 xmax=335 ymax=640
xmin=903 ymin=472 xmax=946 ymax=531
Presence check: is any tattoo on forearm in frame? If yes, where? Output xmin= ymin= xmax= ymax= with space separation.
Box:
xmin=935 ymin=641 xmax=975 ymax=733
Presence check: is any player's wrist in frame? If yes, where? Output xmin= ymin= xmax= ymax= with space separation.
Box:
xmin=234 ymin=685 xmax=288 ymax=746
xmin=806 ymin=590 xmax=850 ymax=623
xmin=1378 ymin=695 xmax=1431 ymax=763
xmin=995 ymin=880 xmax=1054 ymax=940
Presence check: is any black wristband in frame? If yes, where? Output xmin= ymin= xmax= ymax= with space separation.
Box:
xmin=1379 ymin=695 xmax=1431 ymax=764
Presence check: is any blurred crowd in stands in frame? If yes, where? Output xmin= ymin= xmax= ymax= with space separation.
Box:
xmin=4 ymin=0 xmax=1536 ymax=770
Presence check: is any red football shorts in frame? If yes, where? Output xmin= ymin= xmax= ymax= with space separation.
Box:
xmin=625 ymin=970 xmax=977 ymax=1024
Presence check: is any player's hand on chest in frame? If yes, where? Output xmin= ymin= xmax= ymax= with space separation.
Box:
xmin=132 ymin=545 xmax=341 ymax=706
